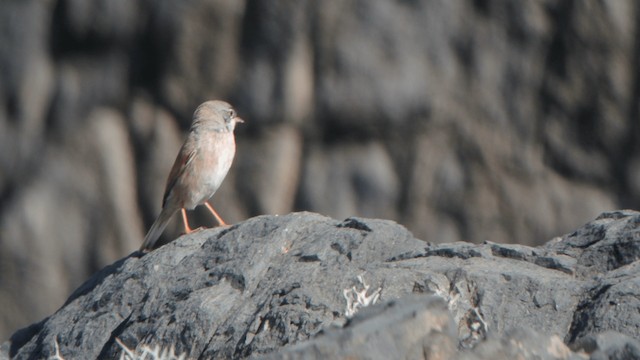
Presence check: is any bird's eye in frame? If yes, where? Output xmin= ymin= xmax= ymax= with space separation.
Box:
xmin=228 ymin=109 xmax=236 ymax=119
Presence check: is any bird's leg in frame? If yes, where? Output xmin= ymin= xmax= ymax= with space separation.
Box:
xmin=205 ymin=201 xmax=227 ymax=226
xmin=181 ymin=208 xmax=193 ymax=234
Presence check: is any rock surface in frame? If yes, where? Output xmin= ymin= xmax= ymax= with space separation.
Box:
xmin=3 ymin=210 xmax=640 ymax=359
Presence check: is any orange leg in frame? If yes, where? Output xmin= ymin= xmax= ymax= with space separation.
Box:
xmin=181 ymin=208 xmax=193 ymax=234
xmin=204 ymin=201 xmax=226 ymax=226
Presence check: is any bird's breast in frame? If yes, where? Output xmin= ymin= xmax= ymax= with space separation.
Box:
xmin=180 ymin=132 xmax=236 ymax=208
xmin=200 ymin=133 xmax=236 ymax=187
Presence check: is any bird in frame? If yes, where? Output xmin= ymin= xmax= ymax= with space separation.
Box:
xmin=140 ymin=100 xmax=243 ymax=251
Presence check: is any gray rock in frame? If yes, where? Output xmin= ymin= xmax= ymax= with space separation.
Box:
xmin=4 ymin=211 xmax=640 ymax=359
xmin=268 ymin=295 xmax=458 ymax=360
xmin=299 ymin=142 xmax=400 ymax=221
xmin=572 ymin=331 xmax=640 ymax=360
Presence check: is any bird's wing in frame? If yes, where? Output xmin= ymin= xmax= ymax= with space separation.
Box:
xmin=162 ymin=143 xmax=196 ymax=208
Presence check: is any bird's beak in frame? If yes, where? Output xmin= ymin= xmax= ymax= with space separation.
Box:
xmin=235 ymin=117 xmax=245 ymax=124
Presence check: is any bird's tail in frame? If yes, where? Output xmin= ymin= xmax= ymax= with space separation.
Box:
xmin=140 ymin=207 xmax=175 ymax=252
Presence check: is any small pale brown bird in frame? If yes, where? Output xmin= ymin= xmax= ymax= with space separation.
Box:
xmin=140 ymin=100 xmax=243 ymax=251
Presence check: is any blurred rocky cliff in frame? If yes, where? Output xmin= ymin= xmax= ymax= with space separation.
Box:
xmin=0 ymin=0 xmax=638 ymax=340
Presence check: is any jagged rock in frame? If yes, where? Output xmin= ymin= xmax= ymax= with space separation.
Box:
xmin=3 ymin=211 xmax=640 ymax=359
xmin=268 ymin=295 xmax=458 ymax=360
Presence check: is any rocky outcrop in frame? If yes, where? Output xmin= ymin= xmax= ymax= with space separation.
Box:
xmin=1 ymin=0 xmax=639 ymax=340
xmin=3 ymin=211 xmax=640 ymax=359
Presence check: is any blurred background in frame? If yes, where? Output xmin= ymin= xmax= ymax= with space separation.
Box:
xmin=1 ymin=0 xmax=639 ymax=340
